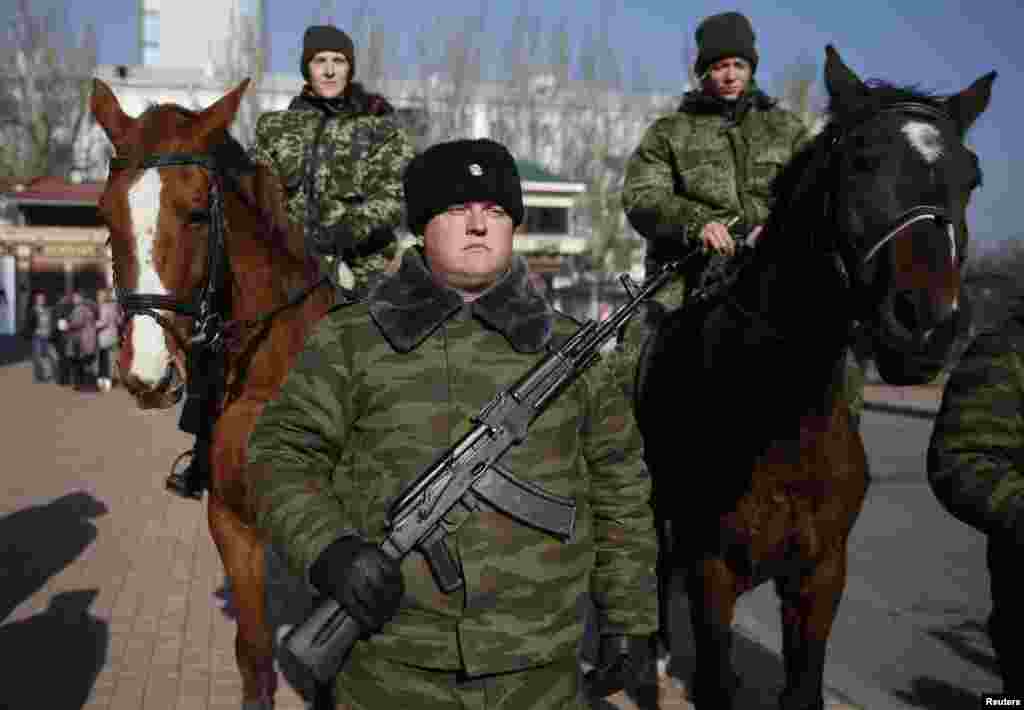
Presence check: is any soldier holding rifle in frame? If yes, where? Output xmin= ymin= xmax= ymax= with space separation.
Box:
xmin=247 ymin=138 xmax=658 ymax=708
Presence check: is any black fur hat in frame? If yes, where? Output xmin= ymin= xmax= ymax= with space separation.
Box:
xmin=695 ymin=11 xmax=759 ymax=77
xmin=301 ymin=25 xmax=355 ymax=81
xmin=403 ymin=139 xmax=524 ymax=236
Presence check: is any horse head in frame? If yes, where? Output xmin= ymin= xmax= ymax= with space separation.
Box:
xmin=90 ymin=78 xmax=250 ymax=409
xmin=822 ymin=45 xmax=995 ymax=384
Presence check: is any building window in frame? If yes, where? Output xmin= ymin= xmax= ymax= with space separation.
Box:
xmin=141 ymin=9 xmax=159 ymax=64
xmin=524 ymin=206 xmax=569 ymax=235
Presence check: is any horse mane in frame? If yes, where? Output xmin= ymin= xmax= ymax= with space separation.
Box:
xmin=828 ymin=80 xmax=947 ymax=135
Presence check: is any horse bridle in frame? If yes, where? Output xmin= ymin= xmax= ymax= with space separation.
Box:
xmin=108 ymin=152 xmax=230 ymax=354
xmin=722 ymin=100 xmax=964 ymax=340
xmin=107 ymin=151 xmax=329 ymax=363
xmin=826 ymin=101 xmax=963 ymax=288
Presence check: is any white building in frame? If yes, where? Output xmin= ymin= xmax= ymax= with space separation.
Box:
xmin=137 ymin=0 xmax=267 ymax=73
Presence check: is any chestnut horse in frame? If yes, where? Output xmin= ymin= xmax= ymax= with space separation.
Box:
xmin=635 ymin=46 xmax=995 ymax=709
xmin=90 ymin=79 xmax=335 ymax=708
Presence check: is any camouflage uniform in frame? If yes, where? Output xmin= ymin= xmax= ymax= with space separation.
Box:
xmin=927 ymin=312 xmax=1024 ymax=695
xmin=249 ymin=82 xmax=414 ymax=300
xmin=619 ymin=84 xmax=866 ymax=422
xmin=247 ymin=248 xmax=658 ymax=708
xmin=622 ymin=83 xmax=809 ymax=312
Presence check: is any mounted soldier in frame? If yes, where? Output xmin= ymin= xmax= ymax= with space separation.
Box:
xmin=619 ymin=9 xmax=817 ymax=669
xmin=165 ymin=24 xmax=414 ymax=500
xmin=621 ymin=11 xmax=810 ymax=348
xmin=249 ymin=23 xmax=414 ymax=301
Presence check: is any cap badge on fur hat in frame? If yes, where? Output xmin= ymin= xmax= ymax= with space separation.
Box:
xmin=468 ymin=163 xmax=483 ymax=176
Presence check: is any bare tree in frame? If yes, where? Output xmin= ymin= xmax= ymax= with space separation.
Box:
xmin=773 ymin=51 xmax=826 ymax=131
xmin=209 ymin=8 xmax=266 ymax=148
xmin=0 ymin=0 xmax=100 ymax=180
xmin=406 ymin=5 xmax=488 ymax=149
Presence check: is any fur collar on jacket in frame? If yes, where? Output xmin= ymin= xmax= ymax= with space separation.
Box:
xmin=368 ymin=247 xmax=553 ymax=354
xmin=288 ymin=82 xmax=395 ymax=117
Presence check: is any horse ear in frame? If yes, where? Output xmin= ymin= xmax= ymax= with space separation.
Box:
xmin=196 ymin=78 xmax=252 ymax=140
xmin=824 ymin=45 xmax=868 ymax=115
xmin=90 ymin=79 xmax=134 ymax=146
xmin=946 ymin=71 xmax=997 ymax=136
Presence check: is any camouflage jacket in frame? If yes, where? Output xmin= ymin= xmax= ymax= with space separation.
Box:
xmin=622 ymin=85 xmax=809 ymax=309
xmin=249 ymin=83 xmax=414 ymax=295
xmin=247 ymin=247 xmax=658 ymax=675
xmin=928 ymin=312 xmax=1024 ymax=544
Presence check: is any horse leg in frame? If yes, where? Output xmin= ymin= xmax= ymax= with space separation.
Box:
xmin=653 ymin=510 xmax=679 ymax=672
xmin=209 ymin=497 xmax=278 ymax=709
xmin=686 ymin=556 xmax=742 ymax=709
xmin=774 ymin=547 xmax=848 ymax=710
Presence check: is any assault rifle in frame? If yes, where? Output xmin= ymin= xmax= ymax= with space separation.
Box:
xmin=281 ymin=254 xmax=695 ymax=684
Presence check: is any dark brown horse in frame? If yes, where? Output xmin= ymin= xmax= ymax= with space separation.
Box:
xmin=635 ymin=46 xmax=995 ymax=710
xmin=90 ymin=79 xmax=334 ymax=708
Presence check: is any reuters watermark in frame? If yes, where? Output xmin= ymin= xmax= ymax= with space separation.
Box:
xmin=984 ymin=696 xmax=1023 ymax=707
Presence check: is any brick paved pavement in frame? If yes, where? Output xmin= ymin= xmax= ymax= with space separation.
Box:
xmin=0 ymin=358 xmax=309 ymax=710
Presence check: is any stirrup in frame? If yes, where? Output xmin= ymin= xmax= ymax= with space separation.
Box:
xmin=165 ymin=449 xmax=205 ymax=500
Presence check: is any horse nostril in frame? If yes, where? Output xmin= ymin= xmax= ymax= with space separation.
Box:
xmin=892 ymin=291 xmax=920 ymax=332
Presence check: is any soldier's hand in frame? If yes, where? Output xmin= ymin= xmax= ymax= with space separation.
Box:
xmin=585 ymin=634 xmax=652 ymax=698
xmin=310 ymin=537 xmax=404 ymax=633
xmin=699 ymin=221 xmax=736 ymax=256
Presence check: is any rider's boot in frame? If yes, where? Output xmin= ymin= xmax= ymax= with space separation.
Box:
xmin=165 ymin=442 xmax=208 ymax=500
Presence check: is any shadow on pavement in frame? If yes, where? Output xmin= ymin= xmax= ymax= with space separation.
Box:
xmin=0 ymin=588 xmax=109 ymax=708
xmin=892 ymin=676 xmax=985 ymax=709
xmin=0 ymin=490 xmax=109 ymax=622
xmin=927 ymin=619 xmax=1000 ymax=678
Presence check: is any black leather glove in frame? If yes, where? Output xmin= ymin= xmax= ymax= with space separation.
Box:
xmin=585 ymin=634 xmax=651 ymax=698
xmin=310 ymin=537 xmax=404 ymax=633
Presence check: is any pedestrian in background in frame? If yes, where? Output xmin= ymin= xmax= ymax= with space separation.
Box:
xmin=95 ymin=288 xmax=121 ymax=392
xmin=52 ymin=293 xmax=75 ymax=386
xmin=22 ymin=290 xmax=55 ymax=383
xmin=66 ymin=290 xmax=98 ymax=391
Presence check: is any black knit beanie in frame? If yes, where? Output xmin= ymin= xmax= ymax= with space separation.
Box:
xmin=301 ymin=25 xmax=355 ymax=81
xmin=403 ymin=139 xmax=524 ymax=236
xmin=694 ymin=12 xmax=759 ymax=77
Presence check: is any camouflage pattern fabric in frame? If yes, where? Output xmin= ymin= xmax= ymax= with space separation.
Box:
xmin=247 ymin=248 xmax=658 ymax=678
xmin=928 ymin=313 xmax=1024 ymax=542
xmin=249 ymin=83 xmax=414 ymax=297
xmin=928 ymin=312 xmax=1024 ymax=695
xmin=333 ymin=643 xmax=587 ymax=709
